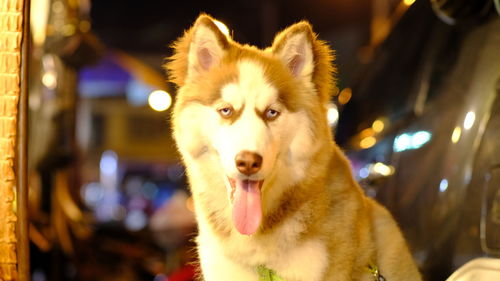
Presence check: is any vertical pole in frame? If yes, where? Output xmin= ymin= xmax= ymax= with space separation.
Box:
xmin=17 ymin=0 xmax=31 ymax=280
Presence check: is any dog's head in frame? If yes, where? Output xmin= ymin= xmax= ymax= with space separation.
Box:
xmin=167 ymin=15 xmax=335 ymax=235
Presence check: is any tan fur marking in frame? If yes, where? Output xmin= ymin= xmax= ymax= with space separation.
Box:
xmin=177 ymin=62 xmax=239 ymax=108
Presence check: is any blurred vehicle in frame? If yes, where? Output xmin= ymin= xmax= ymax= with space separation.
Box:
xmin=336 ymin=1 xmax=500 ymax=280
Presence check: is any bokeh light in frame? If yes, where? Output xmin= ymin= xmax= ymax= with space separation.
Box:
xmin=327 ymin=103 xmax=339 ymax=126
xmin=372 ymin=119 xmax=385 ymax=133
xmin=360 ymin=136 xmax=376 ymax=149
xmin=451 ymin=126 xmax=462 ymax=143
xmin=148 ymin=90 xmax=172 ymax=112
xmin=338 ymin=88 xmax=352 ymax=105
xmin=439 ymin=179 xmax=449 ymax=192
xmin=463 ymin=111 xmax=475 ymax=130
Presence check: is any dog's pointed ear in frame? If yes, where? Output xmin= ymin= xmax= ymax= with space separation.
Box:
xmin=271 ymin=22 xmax=314 ymax=79
xmin=166 ymin=15 xmax=230 ymax=87
xmin=271 ymin=22 xmax=336 ymax=104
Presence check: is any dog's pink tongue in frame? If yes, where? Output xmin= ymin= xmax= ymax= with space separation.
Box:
xmin=232 ymin=180 xmax=262 ymax=235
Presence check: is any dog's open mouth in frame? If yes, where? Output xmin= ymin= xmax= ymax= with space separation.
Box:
xmin=228 ymin=178 xmax=264 ymax=235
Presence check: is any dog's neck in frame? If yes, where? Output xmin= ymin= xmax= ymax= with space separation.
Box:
xmin=263 ymin=140 xmax=358 ymax=231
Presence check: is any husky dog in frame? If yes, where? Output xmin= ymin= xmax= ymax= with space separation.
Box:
xmin=166 ymin=14 xmax=422 ymax=281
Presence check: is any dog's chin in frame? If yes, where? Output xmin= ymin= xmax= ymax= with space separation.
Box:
xmin=225 ymin=177 xmax=265 ymax=236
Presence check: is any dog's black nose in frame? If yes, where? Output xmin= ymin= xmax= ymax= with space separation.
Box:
xmin=235 ymin=151 xmax=263 ymax=176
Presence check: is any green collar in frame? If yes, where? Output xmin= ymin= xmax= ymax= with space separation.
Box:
xmin=257 ymin=263 xmax=385 ymax=281
xmin=367 ymin=263 xmax=386 ymax=281
xmin=257 ymin=265 xmax=285 ymax=281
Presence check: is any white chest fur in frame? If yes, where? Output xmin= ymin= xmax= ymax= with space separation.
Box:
xmin=196 ymin=214 xmax=329 ymax=281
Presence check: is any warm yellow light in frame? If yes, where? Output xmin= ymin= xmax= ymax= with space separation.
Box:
xmin=451 ymin=126 xmax=461 ymax=143
xmin=148 ymin=90 xmax=172 ymax=112
xmin=213 ymin=20 xmax=230 ymax=37
xmin=360 ymin=136 xmax=376 ymax=149
xmin=373 ymin=162 xmax=394 ymax=176
xmin=42 ymin=72 xmax=57 ymax=89
xmin=62 ymin=24 xmax=76 ymax=36
xmin=31 ymin=0 xmax=50 ymax=46
xmin=338 ymin=88 xmax=352 ymax=105
xmin=372 ymin=119 xmax=385 ymax=133
xmin=360 ymin=128 xmax=375 ymax=138
xmin=327 ymin=104 xmax=339 ymax=126
xmin=403 ymin=0 xmax=416 ymax=6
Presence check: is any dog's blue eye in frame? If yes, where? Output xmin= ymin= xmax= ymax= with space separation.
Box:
xmin=265 ymin=109 xmax=280 ymax=121
xmin=218 ymin=107 xmax=233 ymax=117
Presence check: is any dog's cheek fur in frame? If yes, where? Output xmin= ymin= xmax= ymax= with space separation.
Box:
xmin=286 ymin=111 xmax=317 ymax=182
xmin=173 ymin=102 xmax=217 ymax=161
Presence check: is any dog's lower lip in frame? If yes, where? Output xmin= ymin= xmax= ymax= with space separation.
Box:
xmin=228 ymin=177 xmax=264 ymax=187
xmin=228 ymin=177 xmax=263 ymax=201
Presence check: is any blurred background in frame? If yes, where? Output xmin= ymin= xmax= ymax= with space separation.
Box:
xmin=27 ymin=0 xmax=500 ymax=280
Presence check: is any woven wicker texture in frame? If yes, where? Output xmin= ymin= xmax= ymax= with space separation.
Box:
xmin=0 ymin=0 xmax=23 ymax=280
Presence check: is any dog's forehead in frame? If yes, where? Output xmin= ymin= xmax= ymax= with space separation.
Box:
xmin=220 ymin=60 xmax=279 ymax=110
